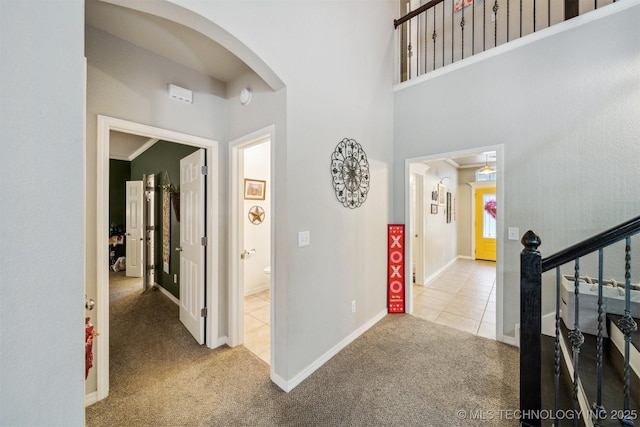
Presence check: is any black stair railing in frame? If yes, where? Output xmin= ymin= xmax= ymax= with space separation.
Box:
xmin=394 ymin=0 xmax=618 ymax=83
xmin=520 ymin=216 xmax=640 ymax=426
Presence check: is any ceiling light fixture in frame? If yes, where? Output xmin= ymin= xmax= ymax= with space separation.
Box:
xmin=478 ymin=154 xmax=496 ymax=175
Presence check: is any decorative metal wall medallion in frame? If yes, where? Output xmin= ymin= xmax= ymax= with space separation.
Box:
xmin=330 ymin=138 xmax=370 ymax=208
xmin=248 ymin=206 xmax=265 ymax=225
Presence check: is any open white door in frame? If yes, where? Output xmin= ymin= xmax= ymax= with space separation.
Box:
xmin=179 ymin=149 xmax=205 ymax=344
xmin=125 ymin=181 xmax=144 ymax=278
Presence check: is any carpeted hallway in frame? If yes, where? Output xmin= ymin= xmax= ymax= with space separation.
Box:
xmin=86 ymin=273 xmax=519 ymax=426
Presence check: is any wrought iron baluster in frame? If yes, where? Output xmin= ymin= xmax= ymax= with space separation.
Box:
xmin=417 ymin=15 xmax=421 ymax=77
xmin=568 ymin=259 xmax=584 ymax=427
xmin=554 ymin=267 xmax=561 ymax=427
xmin=533 ymin=0 xmax=537 ymax=32
xmin=483 ymin=0 xmax=486 ymax=53
xmin=616 ymin=237 xmax=638 ymax=426
xmin=423 ymin=13 xmax=427 ymax=76
xmin=460 ymin=6 xmax=465 ymax=59
xmin=520 ymin=0 xmax=523 ymax=37
xmin=507 ymin=0 xmax=510 ymax=42
xmin=451 ymin=0 xmax=454 ymax=64
xmin=548 ymin=0 xmax=551 ymax=28
xmin=442 ymin=2 xmax=445 ymax=67
xmin=493 ymin=1 xmax=499 ymax=48
xmin=432 ymin=7 xmax=437 ymax=71
xmin=472 ymin=0 xmax=475 ymax=55
xmin=592 ymin=249 xmax=606 ymax=422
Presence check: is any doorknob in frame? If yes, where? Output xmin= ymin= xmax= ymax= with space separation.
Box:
xmin=175 ymin=247 xmax=182 ymax=252
xmin=85 ymin=298 xmax=95 ymax=311
xmin=240 ymin=249 xmax=256 ymax=259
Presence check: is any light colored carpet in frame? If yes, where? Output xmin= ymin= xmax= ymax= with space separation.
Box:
xmin=86 ymin=273 xmax=519 ymax=426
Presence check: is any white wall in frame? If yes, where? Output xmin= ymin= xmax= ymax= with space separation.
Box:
xmin=394 ymin=2 xmax=640 ymax=338
xmin=456 ymin=168 xmax=477 ymax=258
xmin=169 ymin=0 xmax=396 ymax=383
xmin=243 ymin=142 xmax=271 ymax=295
xmin=0 ymin=1 xmax=85 ymax=425
xmin=420 ymin=160 xmax=459 ymax=280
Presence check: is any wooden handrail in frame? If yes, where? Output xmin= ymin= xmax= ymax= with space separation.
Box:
xmin=394 ymin=0 xmax=445 ymax=28
xmin=541 ymin=215 xmax=640 ymax=272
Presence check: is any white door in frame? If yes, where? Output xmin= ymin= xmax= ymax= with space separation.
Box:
xmin=179 ymin=149 xmax=205 ymax=344
xmin=125 ymin=181 xmax=144 ymax=277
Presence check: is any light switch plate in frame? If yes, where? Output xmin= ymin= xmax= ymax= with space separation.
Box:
xmin=508 ymin=227 xmax=520 ymax=241
xmin=298 ymin=230 xmax=310 ymax=247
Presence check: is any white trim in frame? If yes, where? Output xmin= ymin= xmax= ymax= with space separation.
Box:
xmin=228 ymin=125 xmax=275 ymax=375
xmin=393 ymin=0 xmax=639 ymax=90
xmin=271 ymin=309 xmax=387 ymax=392
xmin=499 ymin=334 xmax=518 ymax=347
xmin=245 ymin=283 xmax=270 ymax=297
xmin=95 ymin=115 xmax=219 ymax=403
xmin=84 ymin=391 xmax=98 ymax=407
xmin=217 ymin=336 xmax=229 ymax=347
xmin=422 ymin=256 xmax=459 ymax=288
xmin=128 ymin=138 xmax=159 ymax=161
xmin=541 ymin=312 xmax=557 ymax=337
xmin=154 ymin=283 xmax=180 ymax=306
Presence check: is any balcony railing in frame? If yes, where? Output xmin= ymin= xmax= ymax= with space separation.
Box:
xmin=395 ymin=0 xmax=617 ymax=83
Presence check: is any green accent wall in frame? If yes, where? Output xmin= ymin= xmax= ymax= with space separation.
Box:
xmin=131 ymin=141 xmax=199 ymax=299
xmin=109 ymin=160 xmax=130 ymax=259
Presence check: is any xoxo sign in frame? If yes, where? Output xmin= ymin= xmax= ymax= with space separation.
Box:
xmin=388 ymin=224 xmax=405 ymax=313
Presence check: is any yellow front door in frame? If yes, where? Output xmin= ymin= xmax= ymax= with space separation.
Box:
xmin=475 ymin=187 xmax=497 ymax=261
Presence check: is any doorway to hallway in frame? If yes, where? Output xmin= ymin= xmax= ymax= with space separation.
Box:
xmin=406 ymin=146 xmax=502 ymax=341
xmin=93 ymin=115 xmax=219 ymax=404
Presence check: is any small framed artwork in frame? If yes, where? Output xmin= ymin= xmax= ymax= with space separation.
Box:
xmin=431 ymin=204 xmax=438 ymax=214
xmin=438 ymin=183 xmax=446 ymax=206
xmin=244 ymin=178 xmax=266 ymax=200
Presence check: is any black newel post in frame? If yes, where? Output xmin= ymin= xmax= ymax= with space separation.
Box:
xmin=520 ymin=230 xmax=542 ymax=427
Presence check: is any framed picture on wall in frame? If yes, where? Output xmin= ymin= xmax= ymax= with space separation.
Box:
xmin=244 ymin=178 xmax=266 ymax=200
xmin=431 ymin=204 xmax=438 ymax=214
xmin=437 ymin=183 xmax=446 ymax=206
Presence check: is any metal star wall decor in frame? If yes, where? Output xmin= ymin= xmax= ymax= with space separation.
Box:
xmin=330 ymin=138 xmax=370 ymax=209
xmin=248 ymin=205 xmax=265 ymax=225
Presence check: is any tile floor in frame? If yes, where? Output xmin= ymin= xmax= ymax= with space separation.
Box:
xmin=243 ymin=259 xmax=495 ymax=364
xmin=244 ymin=289 xmax=271 ymax=364
xmin=412 ymin=258 xmax=497 ymax=339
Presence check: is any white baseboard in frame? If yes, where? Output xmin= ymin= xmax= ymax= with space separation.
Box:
xmin=541 ymin=312 xmax=557 ymax=337
xmin=154 ymin=283 xmax=179 ymax=306
xmin=245 ymin=284 xmax=270 ymax=297
xmin=84 ymin=391 xmax=98 ymax=407
xmin=217 ymin=335 xmax=228 ymax=347
xmin=423 ymin=256 xmax=460 ymax=285
xmin=270 ymin=309 xmax=388 ymax=392
xmin=500 ymin=334 xmax=518 ymax=347
xmin=458 ymin=255 xmax=473 ymax=260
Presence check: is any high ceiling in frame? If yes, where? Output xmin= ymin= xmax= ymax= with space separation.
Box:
xmin=86 ymin=0 xmax=255 ymax=159
xmin=85 ymin=0 xmax=251 ymax=84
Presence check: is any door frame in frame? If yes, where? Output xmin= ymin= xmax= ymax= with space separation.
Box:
xmin=95 ymin=115 xmax=219 ymax=402
xmin=404 ymin=144 xmax=504 ymax=342
xmin=228 ymin=125 xmax=275 ymax=367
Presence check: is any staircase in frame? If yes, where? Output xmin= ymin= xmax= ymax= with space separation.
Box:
xmin=520 ymin=216 xmax=640 ymax=427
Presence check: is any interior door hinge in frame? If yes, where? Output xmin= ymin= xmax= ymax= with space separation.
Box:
xmin=201 ymin=165 xmax=207 ymax=176
xmin=201 ymin=236 xmax=207 ymax=246
xmin=201 ymin=307 xmax=208 ymax=317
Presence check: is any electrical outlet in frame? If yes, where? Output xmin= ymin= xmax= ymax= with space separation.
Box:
xmin=298 ymin=230 xmax=310 ymax=247
xmin=351 ymin=300 xmax=356 ymax=313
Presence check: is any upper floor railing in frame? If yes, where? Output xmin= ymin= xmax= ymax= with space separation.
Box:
xmin=394 ymin=0 xmax=618 ymax=83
